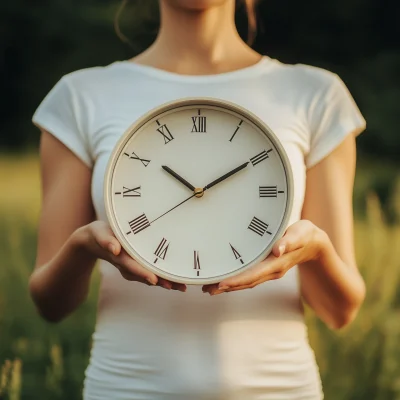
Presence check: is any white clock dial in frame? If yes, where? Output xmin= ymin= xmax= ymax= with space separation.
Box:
xmin=104 ymin=98 xmax=293 ymax=284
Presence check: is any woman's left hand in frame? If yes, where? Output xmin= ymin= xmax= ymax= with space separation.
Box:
xmin=202 ymin=220 xmax=328 ymax=295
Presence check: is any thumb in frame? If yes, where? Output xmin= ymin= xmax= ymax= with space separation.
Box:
xmin=91 ymin=221 xmax=122 ymax=256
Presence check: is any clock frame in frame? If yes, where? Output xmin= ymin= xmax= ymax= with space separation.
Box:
xmin=104 ymin=98 xmax=294 ymax=285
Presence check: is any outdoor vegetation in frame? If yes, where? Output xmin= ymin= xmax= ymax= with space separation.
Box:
xmin=1 ymin=0 xmax=399 ymax=399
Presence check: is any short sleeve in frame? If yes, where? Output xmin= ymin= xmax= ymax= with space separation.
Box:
xmin=306 ymin=74 xmax=366 ymax=169
xmin=32 ymin=76 xmax=93 ymax=167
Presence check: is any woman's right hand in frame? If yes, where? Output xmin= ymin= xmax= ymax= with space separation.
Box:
xmin=77 ymin=221 xmax=186 ymax=292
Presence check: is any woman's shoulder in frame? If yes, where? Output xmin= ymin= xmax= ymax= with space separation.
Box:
xmin=267 ymin=57 xmax=343 ymax=94
xmin=60 ymin=62 xmax=126 ymax=93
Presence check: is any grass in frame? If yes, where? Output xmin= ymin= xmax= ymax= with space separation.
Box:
xmin=0 ymin=154 xmax=400 ymax=399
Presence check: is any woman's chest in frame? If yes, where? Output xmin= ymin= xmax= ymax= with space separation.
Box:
xmin=90 ymin=89 xmax=309 ymax=224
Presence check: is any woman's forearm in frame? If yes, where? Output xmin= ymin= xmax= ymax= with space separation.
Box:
xmin=299 ymin=231 xmax=366 ymax=329
xmin=29 ymin=228 xmax=96 ymax=323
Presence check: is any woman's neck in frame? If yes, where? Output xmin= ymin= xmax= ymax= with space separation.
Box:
xmin=131 ymin=1 xmax=261 ymax=75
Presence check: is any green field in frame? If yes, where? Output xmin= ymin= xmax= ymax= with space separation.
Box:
xmin=1 ymin=155 xmax=400 ymax=400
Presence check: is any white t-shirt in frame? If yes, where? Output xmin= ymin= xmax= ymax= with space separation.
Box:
xmin=32 ymin=56 xmax=366 ymax=400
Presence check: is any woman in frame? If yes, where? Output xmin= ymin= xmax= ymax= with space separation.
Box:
xmin=30 ymin=0 xmax=367 ymax=399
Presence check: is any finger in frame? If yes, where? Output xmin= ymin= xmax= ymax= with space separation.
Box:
xmin=171 ymin=282 xmax=187 ymax=292
xmin=272 ymin=221 xmax=309 ymax=257
xmin=216 ymin=258 xmax=275 ymax=290
xmin=157 ymin=277 xmax=173 ymax=290
xmin=215 ymin=248 xmax=305 ymax=295
xmin=210 ymin=272 xmax=284 ymax=295
xmin=114 ymin=250 xmax=158 ymax=285
xmin=91 ymin=221 xmax=121 ymax=256
xmin=202 ymin=283 xmax=218 ymax=294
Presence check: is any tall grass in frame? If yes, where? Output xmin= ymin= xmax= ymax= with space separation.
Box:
xmin=1 ymin=155 xmax=399 ymax=399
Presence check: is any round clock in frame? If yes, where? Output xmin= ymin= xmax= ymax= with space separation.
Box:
xmin=104 ymin=98 xmax=294 ymax=285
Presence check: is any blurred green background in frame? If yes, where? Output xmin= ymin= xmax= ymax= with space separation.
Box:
xmin=1 ymin=0 xmax=400 ymax=399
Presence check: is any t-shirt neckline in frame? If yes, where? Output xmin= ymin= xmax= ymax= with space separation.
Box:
xmin=112 ymin=56 xmax=273 ymax=83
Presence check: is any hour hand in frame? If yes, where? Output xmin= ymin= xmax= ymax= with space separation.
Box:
xmin=162 ymin=166 xmax=196 ymax=192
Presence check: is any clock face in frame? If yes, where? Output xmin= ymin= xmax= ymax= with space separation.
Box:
xmin=104 ymin=98 xmax=293 ymax=284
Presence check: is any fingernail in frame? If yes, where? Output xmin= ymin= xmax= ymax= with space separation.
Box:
xmin=146 ymin=278 xmax=156 ymax=285
xmin=279 ymin=245 xmax=286 ymax=256
xmin=218 ymin=285 xmax=229 ymax=291
xmin=108 ymin=244 xmax=116 ymax=254
xmin=162 ymin=283 xmax=172 ymax=290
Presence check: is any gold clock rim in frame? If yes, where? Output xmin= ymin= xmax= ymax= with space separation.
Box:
xmin=104 ymin=97 xmax=294 ymax=285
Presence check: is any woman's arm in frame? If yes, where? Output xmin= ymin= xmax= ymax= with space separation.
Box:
xmin=30 ymin=131 xmax=184 ymax=323
xmin=298 ymin=132 xmax=365 ymax=329
xmin=29 ymin=130 xmax=97 ymax=322
xmin=203 ymin=133 xmax=366 ymax=329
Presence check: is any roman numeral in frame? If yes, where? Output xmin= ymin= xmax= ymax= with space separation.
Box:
xmin=250 ymin=149 xmax=272 ymax=166
xmin=259 ymin=186 xmax=277 ymax=198
xmin=115 ymin=186 xmax=141 ymax=197
xmin=259 ymin=186 xmax=285 ymax=197
xmin=156 ymin=120 xmax=174 ymax=144
xmin=154 ymin=238 xmax=169 ymax=263
xmin=191 ymin=112 xmax=207 ymax=133
xmin=127 ymin=213 xmax=150 ymax=235
xmin=194 ymin=250 xmax=201 ymax=276
xmin=124 ymin=151 xmax=150 ymax=167
xmin=229 ymin=120 xmax=243 ymax=142
xmin=229 ymin=243 xmax=244 ymax=264
xmin=248 ymin=217 xmax=272 ymax=237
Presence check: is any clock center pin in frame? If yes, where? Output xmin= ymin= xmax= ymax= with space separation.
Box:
xmin=194 ymin=187 xmax=204 ymax=198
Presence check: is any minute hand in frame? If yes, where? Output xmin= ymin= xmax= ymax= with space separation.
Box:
xmin=203 ymin=161 xmax=249 ymax=191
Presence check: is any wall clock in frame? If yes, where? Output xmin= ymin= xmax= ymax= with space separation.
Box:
xmin=104 ymin=98 xmax=293 ymax=285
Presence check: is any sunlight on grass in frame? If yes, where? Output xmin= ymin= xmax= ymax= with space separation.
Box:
xmin=1 ymin=154 xmax=400 ymax=399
